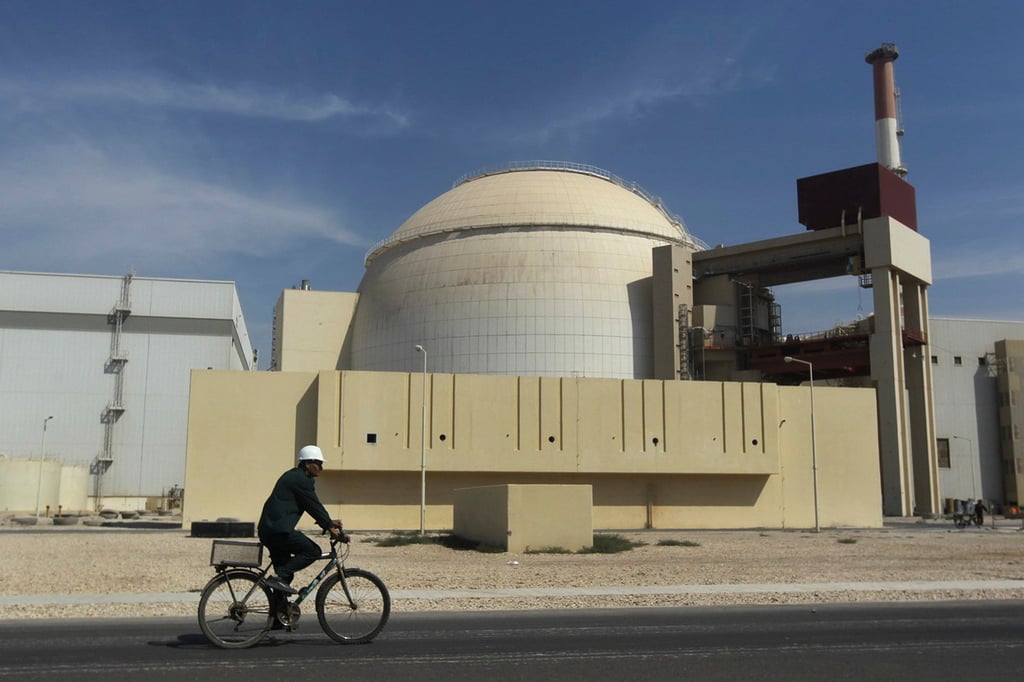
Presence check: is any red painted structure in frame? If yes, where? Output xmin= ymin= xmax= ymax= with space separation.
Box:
xmin=797 ymin=163 xmax=917 ymax=232
xmin=745 ymin=326 xmax=928 ymax=383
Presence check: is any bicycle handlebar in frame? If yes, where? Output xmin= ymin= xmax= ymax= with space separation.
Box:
xmin=321 ymin=524 xmax=351 ymax=543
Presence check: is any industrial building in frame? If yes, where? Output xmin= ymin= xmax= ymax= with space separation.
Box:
xmin=0 ymin=271 xmax=253 ymax=513
xmin=7 ymin=43 xmax=1022 ymax=529
xmin=182 ymin=44 xmax=948 ymax=530
xmin=928 ymin=318 xmax=1024 ymax=508
xmin=181 ymin=151 xmax=930 ymax=531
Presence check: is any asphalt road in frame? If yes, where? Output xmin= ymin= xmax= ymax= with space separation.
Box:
xmin=1 ymin=601 xmax=1022 ymax=681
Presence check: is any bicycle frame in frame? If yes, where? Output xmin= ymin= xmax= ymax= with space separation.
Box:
xmin=215 ymin=538 xmax=352 ymax=608
xmin=290 ymin=542 xmax=348 ymax=607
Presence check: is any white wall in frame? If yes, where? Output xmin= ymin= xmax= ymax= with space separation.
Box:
xmin=930 ymin=317 xmax=1024 ymax=503
xmin=0 ymin=271 xmax=253 ymax=499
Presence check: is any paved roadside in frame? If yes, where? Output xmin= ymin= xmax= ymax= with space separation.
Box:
xmin=3 ymin=578 xmax=1023 ymax=609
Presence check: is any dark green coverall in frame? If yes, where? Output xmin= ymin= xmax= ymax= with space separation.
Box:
xmin=257 ymin=466 xmax=334 ymax=583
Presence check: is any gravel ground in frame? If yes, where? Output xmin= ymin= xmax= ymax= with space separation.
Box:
xmin=2 ymin=517 xmax=1023 ymax=619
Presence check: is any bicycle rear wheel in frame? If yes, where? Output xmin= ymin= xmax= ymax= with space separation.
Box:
xmin=316 ymin=568 xmax=391 ymax=644
xmin=198 ymin=569 xmax=273 ymax=649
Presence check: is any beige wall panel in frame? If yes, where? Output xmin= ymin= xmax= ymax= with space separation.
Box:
xmin=577 ymin=379 xmax=625 ymax=456
xmin=275 ymin=289 xmax=358 ymax=371
xmin=741 ymin=382 xmax=767 ymax=456
xmin=663 ymin=381 xmax=724 ymax=454
xmin=183 ymin=370 xmax=319 ymax=523
xmin=559 ymin=378 xmax=579 ymax=455
xmin=336 ymin=370 xmax=415 ymax=471
xmin=453 ymin=484 xmax=592 ymax=551
xmin=539 ymin=377 xmax=564 ymax=452
xmin=778 ymin=386 xmax=881 ymax=528
xmin=517 ymin=376 xmax=540 ymax=451
xmin=431 ymin=373 xmax=454 ymax=452
xmin=184 ymin=370 xmax=882 ymax=530
xmin=622 ymin=380 xmax=644 ymax=454
xmin=454 ymin=374 xmax=517 ymax=456
xmin=452 ymin=485 xmax=510 ymax=547
xmin=587 ymin=474 xmax=777 ymax=529
xmin=863 ymin=217 xmax=933 ymax=285
xmin=507 ymin=485 xmax=592 ymax=552
xmin=642 ymin=380 xmax=665 ymax=453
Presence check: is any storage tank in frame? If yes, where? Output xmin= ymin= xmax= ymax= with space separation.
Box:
xmin=59 ymin=464 xmax=90 ymax=513
xmin=0 ymin=458 xmax=61 ymax=513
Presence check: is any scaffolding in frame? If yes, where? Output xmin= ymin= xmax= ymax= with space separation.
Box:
xmin=677 ymin=303 xmax=692 ymax=380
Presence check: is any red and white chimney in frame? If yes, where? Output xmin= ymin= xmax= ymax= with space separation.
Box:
xmin=865 ymin=43 xmax=906 ymax=178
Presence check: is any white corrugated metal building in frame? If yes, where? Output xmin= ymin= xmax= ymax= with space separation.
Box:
xmin=928 ymin=317 xmax=1024 ymax=507
xmin=0 ymin=271 xmax=252 ymax=509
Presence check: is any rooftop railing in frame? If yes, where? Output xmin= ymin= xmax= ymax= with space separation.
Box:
xmin=364 ymin=161 xmax=708 ymax=264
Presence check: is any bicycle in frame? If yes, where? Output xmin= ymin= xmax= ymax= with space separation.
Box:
xmin=197 ymin=534 xmax=391 ymax=649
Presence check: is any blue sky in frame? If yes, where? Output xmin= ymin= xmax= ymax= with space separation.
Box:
xmin=2 ymin=1 xmax=1022 ymax=363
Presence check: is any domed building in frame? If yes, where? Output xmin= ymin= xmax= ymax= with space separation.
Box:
xmin=192 ymin=158 xmax=926 ymax=532
xmin=348 ymin=162 xmax=704 ymax=379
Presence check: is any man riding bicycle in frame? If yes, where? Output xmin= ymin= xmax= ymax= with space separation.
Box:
xmin=258 ymin=445 xmax=346 ymax=595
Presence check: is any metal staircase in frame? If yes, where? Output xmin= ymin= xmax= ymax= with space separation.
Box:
xmin=94 ymin=272 xmax=132 ymax=507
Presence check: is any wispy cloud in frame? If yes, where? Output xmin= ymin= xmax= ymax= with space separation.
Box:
xmin=0 ymin=140 xmax=361 ymax=274
xmin=0 ymin=73 xmax=410 ymax=131
xmin=931 ymin=248 xmax=1024 ymax=281
xmin=508 ymin=11 xmax=776 ymax=147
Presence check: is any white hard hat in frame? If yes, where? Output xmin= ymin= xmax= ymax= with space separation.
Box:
xmin=297 ymin=445 xmax=325 ymax=464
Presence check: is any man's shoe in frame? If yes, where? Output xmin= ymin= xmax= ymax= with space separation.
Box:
xmin=265 ymin=575 xmax=298 ymax=595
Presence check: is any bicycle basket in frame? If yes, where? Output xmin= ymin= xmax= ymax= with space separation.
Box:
xmin=210 ymin=540 xmax=263 ymax=567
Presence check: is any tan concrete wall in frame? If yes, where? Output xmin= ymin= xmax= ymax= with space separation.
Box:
xmin=454 ymin=484 xmax=593 ymax=552
xmin=652 ymin=245 xmax=694 ymax=380
xmin=863 ymin=216 xmax=932 ymax=285
xmin=273 ymin=289 xmax=359 ymax=371
xmin=452 ymin=485 xmax=509 ymax=548
xmin=183 ymin=370 xmax=882 ymax=531
xmin=182 ymin=369 xmax=333 ymax=522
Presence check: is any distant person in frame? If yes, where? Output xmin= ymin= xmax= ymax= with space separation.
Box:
xmin=974 ymin=499 xmax=987 ymax=526
xmin=258 ymin=445 xmax=344 ymax=594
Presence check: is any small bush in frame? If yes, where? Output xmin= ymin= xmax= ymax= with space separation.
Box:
xmin=372 ymin=532 xmax=439 ymax=547
xmin=580 ymin=534 xmax=645 ymax=554
xmin=657 ymin=539 xmax=701 ymax=547
xmin=370 ymin=531 xmax=506 ymax=553
xmin=525 ymin=546 xmax=571 ymax=554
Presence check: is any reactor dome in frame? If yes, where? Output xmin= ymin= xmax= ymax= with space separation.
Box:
xmin=349 ymin=162 xmax=702 ymax=379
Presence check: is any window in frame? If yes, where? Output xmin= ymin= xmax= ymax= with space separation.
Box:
xmin=931 ymin=355 xmax=938 ymax=365
xmin=936 ymin=438 xmax=950 ymax=468
xmin=954 ymin=356 xmax=963 ymax=366
xmin=979 ymin=357 xmax=987 ymax=367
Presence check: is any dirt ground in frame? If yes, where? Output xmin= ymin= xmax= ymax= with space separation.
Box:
xmin=2 ymin=518 xmax=1023 ymax=619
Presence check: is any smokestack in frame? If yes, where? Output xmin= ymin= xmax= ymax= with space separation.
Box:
xmin=865 ymin=43 xmax=906 ymax=178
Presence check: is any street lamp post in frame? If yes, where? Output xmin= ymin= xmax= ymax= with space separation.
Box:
xmin=414 ymin=345 xmax=427 ymax=535
xmin=785 ymin=357 xmax=819 ymax=532
xmin=951 ymin=435 xmax=977 ymax=500
xmin=36 ymin=415 xmax=54 ymax=519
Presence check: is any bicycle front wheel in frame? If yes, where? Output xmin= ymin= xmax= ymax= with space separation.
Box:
xmin=198 ymin=569 xmax=273 ymax=649
xmin=316 ymin=568 xmax=391 ymax=644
